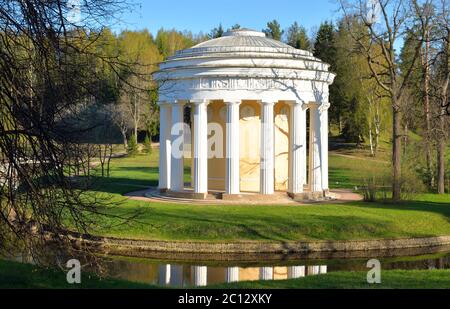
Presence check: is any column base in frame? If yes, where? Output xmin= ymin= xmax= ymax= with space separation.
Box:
xmin=288 ymin=190 xmax=334 ymax=201
xmin=221 ymin=193 xmax=272 ymax=201
xmin=159 ymin=188 xmax=169 ymax=194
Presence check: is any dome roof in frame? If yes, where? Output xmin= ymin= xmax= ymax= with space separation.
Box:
xmin=193 ymin=29 xmax=298 ymax=49
xmin=168 ymin=28 xmax=316 ymax=61
xmin=154 ymin=28 xmax=335 ymax=104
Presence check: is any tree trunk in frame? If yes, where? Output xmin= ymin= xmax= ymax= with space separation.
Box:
xmin=107 ymin=144 xmax=113 ymax=178
xmin=422 ymin=32 xmax=434 ymax=188
xmin=437 ymin=138 xmax=445 ymax=194
xmin=392 ymin=107 xmax=402 ymax=201
xmin=121 ymin=130 xmax=128 ymax=150
xmin=374 ymin=102 xmax=381 ymax=156
xmin=403 ymin=123 xmax=408 ymax=156
xmin=436 ymin=31 xmax=449 ymax=194
xmin=375 ymin=122 xmax=380 ymax=156
xmin=369 ymin=126 xmax=374 ymax=157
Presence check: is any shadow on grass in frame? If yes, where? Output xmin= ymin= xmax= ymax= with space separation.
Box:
xmin=89 ymin=176 xmax=158 ymax=195
xmin=345 ymin=199 xmax=450 ymax=221
xmin=110 ymin=166 xmax=159 ymax=173
xmin=136 ymin=210 xmax=402 ymax=241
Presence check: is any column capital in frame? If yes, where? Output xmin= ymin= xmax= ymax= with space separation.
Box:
xmin=286 ymin=101 xmax=309 ymax=110
xmin=306 ymin=101 xmax=320 ymax=109
xmin=174 ymin=99 xmax=186 ymax=106
xmin=259 ymin=101 xmax=276 ymax=106
xmin=319 ymin=102 xmax=331 ymax=112
xmin=158 ymin=101 xmax=171 ymax=106
xmin=284 ymin=100 xmax=298 ymax=106
xmin=224 ymin=101 xmax=241 ymax=106
xmin=190 ymin=99 xmax=209 ymax=105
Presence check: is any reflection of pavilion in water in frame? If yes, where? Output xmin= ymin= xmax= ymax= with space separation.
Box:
xmin=107 ymin=252 xmax=450 ymax=287
xmin=158 ymin=265 xmax=328 ymax=287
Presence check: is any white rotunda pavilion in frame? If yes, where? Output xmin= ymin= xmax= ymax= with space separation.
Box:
xmin=154 ymin=28 xmax=335 ymax=200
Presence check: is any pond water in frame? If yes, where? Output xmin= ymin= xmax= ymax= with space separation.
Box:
xmin=99 ymin=248 xmax=450 ymax=287
xmin=10 ymin=245 xmax=450 ymax=287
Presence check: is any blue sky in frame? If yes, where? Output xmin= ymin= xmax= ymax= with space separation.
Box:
xmin=115 ymin=0 xmax=340 ymax=36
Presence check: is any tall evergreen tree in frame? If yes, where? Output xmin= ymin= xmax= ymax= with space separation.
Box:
xmin=229 ymin=24 xmax=241 ymax=30
xmin=209 ymin=24 xmax=224 ymax=39
xmin=313 ymin=21 xmax=336 ymax=66
xmin=313 ymin=21 xmax=340 ymax=131
xmin=263 ymin=20 xmax=283 ymax=40
xmin=286 ymin=22 xmax=311 ymax=50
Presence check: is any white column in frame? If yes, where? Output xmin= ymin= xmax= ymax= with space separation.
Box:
xmin=287 ymin=266 xmax=305 ymax=279
xmin=158 ymin=264 xmax=171 ymax=286
xmin=158 ymin=103 xmax=172 ymax=191
xmin=307 ymin=265 xmax=320 ymax=275
xmin=192 ymin=100 xmax=208 ymax=195
xmin=170 ymin=101 xmax=185 ymax=192
xmin=225 ymin=267 xmax=239 ymax=283
xmin=191 ymin=265 xmax=207 ymax=287
xmin=320 ymin=105 xmax=329 ymax=192
xmin=309 ymin=104 xmax=322 ymax=192
xmin=260 ymin=102 xmax=275 ymax=194
xmin=288 ymin=102 xmax=307 ymax=194
xmin=259 ymin=267 xmax=273 ymax=280
xmin=225 ymin=101 xmax=240 ymax=194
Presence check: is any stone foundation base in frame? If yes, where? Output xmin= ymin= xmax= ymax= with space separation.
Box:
xmin=165 ymin=190 xmax=208 ymax=200
xmin=139 ymin=187 xmax=361 ymax=205
xmin=221 ymin=193 xmax=271 ymax=201
xmin=162 ymin=190 xmax=335 ymax=202
xmin=288 ymin=189 xmax=335 ymax=201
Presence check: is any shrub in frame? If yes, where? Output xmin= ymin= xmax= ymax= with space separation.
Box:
xmin=400 ymin=168 xmax=427 ymax=200
xmin=361 ymin=173 xmax=391 ymax=202
xmin=128 ymin=134 xmax=138 ymax=155
xmin=144 ymin=134 xmax=152 ymax=155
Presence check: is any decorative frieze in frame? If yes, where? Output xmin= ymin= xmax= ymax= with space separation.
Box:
xmin=192 ymin=77 xmax=288 ymax=90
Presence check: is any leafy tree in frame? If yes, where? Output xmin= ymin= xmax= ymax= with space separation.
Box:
xmin=117 ymin=30 xmax=162 ymax=146
xmin=433 ymin=1 xmax=449 ymax=194
xmin=339 ymin=0 xmax=432 ymax=200
xmin=0 ymin=0 xmax=135 ymax=260
xmin=341 ymin=97 xmax=368 ymax=146
xmin=328 ymin=17 xmax=389 ymax=153
xmin=399 ymin=29 xmax=432 ymax=183
xmin=263 ymin=20 xmax=283 ymax=40
xmin=155 ymin=28 xmax=196 ymax=58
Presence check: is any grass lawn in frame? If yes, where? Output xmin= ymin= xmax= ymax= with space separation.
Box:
xmin=94 ymin=197 xmax=450 ymax=241
xmin=2 ymin=259 xmax=449 ymax=289
xmin=93 ymin=150 xmax=391 ymax=194
xmin=81 ymin=151 xmax=450 ymax=242
xmin=0 ymin=259 xmax=153 ymax=289
xmin=209 ymin=269 xmax=450 ymax=289
xmin=328 ymin=153 xmax=389 ymax=189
